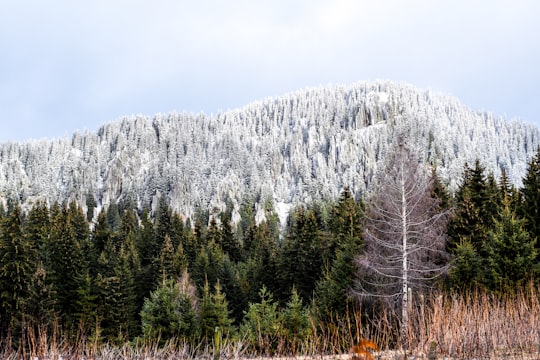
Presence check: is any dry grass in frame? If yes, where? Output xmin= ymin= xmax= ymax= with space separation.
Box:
xmin=394 ymin=283 xmax=540 ymax=359
xmin=1 ymin=285 xmax=539 ymax=359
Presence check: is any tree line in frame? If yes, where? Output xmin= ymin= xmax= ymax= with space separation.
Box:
xmin=0 ymin=144 xmax=539 ymax=352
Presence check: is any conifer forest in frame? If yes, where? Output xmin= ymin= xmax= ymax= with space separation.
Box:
xmin=0 ymin=82 xmax=539 ymax=358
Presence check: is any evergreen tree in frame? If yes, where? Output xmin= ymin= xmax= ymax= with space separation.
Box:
xmin=106 ymin=202 xmax=122 ymax=232
xmin=199 ymin=280 xmax=233 ymax=343
xmin=74 ymin=271 xmax=98 ymax=337
xmin=327 ymin=187 xmax=363 ymax=257
xmin=313 ymin=188 xmax=365 ymax=319
xmin=220 ymin=212 xmax=242 ymax=263
xmin=25 ymin=263 xmax=57 ymax=330
xmin=158 ymin=234 xmax=177 ymax=283
xmin=140 ymin=271 xmax=198 ymax=342
xmin=85 ymin=192 xmax=97 ymax=222
xmin=241 ymin=286 xmax=282 ymax=355
xmin=218 ymin=257 xmax=247 ymax=324
xmin=136 ymin=209 xmax=158 ymax=297
xmin=447 ymin=239 xmax=481 ymax=290
xmin=241 ymin=222 xmax=278 ymax=302
xmin=484 ymin=200 xmax=538 ymax=291
xmin=448 ymin=160 xmax=491 ymax=254
xmin=0 ymin=206 xmax=37 ymax=335
xmin=282 ymin=288 xmax=310 ymax=353
xmin=154 ymin=196 xmax=172 ymax=250
xmin=277 ymin=207 xmax=322 ymax=303
xmin=520 ymin=146 xmax=540 ymax=249
xmin=192 ymin=237 xmax=226 ymax=290
xmin=24 ymin=200 xmax=50 ymax=259
xmin=45 ymin=204 xmax=84 ymax=327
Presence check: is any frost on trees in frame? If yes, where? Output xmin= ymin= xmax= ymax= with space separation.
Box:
xmin=0 ymin=81 xmax=537 ymax=226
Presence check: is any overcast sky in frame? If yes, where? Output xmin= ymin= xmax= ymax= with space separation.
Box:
xmin=1 ymin=0 xmax=539 ymax=142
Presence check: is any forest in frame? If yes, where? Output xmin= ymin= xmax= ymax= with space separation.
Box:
xmin=1 ymin=81 xmax=539 ymax=224
xmin=0 ymin=142 xmax=539 ymax=359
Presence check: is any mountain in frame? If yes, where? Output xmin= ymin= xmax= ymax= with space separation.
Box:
xmin=0 ymin=81 xmax=538 ymax=224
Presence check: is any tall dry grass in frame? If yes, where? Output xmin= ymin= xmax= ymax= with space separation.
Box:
xmin=1 ymin=285 xmax=539 ymax=359
xmin=401 ymin=283 xmax=540 ymax=359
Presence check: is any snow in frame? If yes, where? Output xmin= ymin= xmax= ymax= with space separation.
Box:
xmin=0 ymin=80 xmax=537 ymax=224
xmin=275 ymin=201 xmax=292 ymax=230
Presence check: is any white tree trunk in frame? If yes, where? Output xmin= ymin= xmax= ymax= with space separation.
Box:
xmin=400 ymin=161 xmax=409 ymax=347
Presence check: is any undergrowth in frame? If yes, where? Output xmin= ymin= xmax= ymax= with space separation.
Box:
xmin=2 ymin=284 xmax=539 ymax=359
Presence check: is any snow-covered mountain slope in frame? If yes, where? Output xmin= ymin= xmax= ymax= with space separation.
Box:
xmin=1 ymin=81 xmax=538 ymax=222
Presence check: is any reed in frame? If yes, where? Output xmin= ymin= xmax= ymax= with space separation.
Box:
xmin=1 ymin=284 xmax=538 ymax=359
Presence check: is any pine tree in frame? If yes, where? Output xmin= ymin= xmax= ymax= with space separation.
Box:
xmin=327 ymin=187 xmax=364 ymax=258
xmin=45 ymin=203 xmax=84 ymax=327
xmin=218 ymin=257 xmax=247 ymax=324
xmin=158 ymin=234 xmax=176 ymax=284
xmin=199 ymin=280 xmax=233 ymax=343
xmin=25 ymin=262 xmax=56 ymax=330
xmin=312 ymin=188 xmax=364 ymax=319
xmin=484 ymin=200 xmax=537 ymax=291
xmin=241 ymin=285 xmax=282 ymax=355
xmin=220 ymin=212 xmax=242 ymax=263
xmin=448 ymin=160 xmax=491 ymax=254
xmin=0 ymin=205 xmax=37 ymax=335
xmin=447 ymin=239 xmax=481 ymax=290
xmin=520 ymin=146 xmax=540 ymax=250
xmin=140 ymin=271 xmax=198 ymax=342
xmin=24 ymin=201 xmax=50 ymax=258
xmin=282 ymin=288 xmax=310 ymax=353
xmin=277 ymin=207 xmax=322 ymax=303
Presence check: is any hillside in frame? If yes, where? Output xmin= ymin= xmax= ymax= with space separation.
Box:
xmin=0 ymin=80 xmax=538 ymax=222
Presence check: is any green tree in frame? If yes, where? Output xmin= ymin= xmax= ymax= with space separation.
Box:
xmin=447 ymin=239 xmax=481 ymax=290
xmin=25 ymin=201 xmax=50 ymax=258
xmin=199 ymin=280 xmax=233 ymax=342
xmin=520 ymin=146 xmax=540 ymax=250
xmin=140 ymin=271 xmax=198 ymax=342
xmin=241 ymin=286 xmax=283 ymax=355
xmin=484 ymin=200 xmax=537 ymax=291
xmin=158 ymin=234 xmax=177 ymax=284
xmin=220 ymin=212 xmax=242 ymax=263
xmin=241 ymin=222 xmax=278 ymax=302
xmin=0 ymin=206 xmax=37 ymax=335
xmin=314 ymin=188 xmax=365 ymax=319
xmin=45 ymin=203 xmax=84 ymax=327
xmin=282 ymin=288 xmax=310 ymax=354
xmin=448 ymin=160 xmax=492 ymax=258
xmin=277 ymin=207 xmax=323 ymax=303
xmin=85 ymin=192 xmax=97 ymax=222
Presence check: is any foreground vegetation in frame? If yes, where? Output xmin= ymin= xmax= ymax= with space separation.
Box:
xmin=1 ymin=145 xmax=540 ymax=358
xmin=1 ymin=285 xmax=538 ymax=359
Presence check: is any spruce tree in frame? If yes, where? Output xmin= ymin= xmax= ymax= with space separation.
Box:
xmin=277 ymin=207 xmax=322 ymax=303
xmin=45 ymin=204 xmax=84 ymax=327
xmin=0 ymin=206 xmax=37 ymax=335
xmin=199 ymin=280 xmax=233 ymax=343
xmin=448 ymin=160 xmax=490 ymax=254
xmin=313 ymin=188 xmax=364 ymax=319
xmin=484 ymin=200 xmax=537 ymax=291
xmin=520 ymin=146 xmax=540 ymax=250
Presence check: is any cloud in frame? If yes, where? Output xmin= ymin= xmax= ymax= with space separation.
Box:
xmin=0 ymin=1 xmax=539 ymax=141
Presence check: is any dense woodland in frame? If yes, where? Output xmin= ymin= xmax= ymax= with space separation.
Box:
xmin=0 ymin=81 xmax=539 ymax=224
xmin=1 ymin=142 xmax=539 ymax=355
xmin=1 ymin=82 xmax=539 ymax=356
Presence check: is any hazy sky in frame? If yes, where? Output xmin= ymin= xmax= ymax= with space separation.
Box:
xmin=1 ymin=0 xmax=539 ymax=142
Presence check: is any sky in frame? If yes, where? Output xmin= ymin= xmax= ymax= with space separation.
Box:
xmin=0 ymin=0 xmax=539 ymax=142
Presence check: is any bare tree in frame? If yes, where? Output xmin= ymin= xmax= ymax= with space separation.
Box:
xmin=355 ymin=142 xmax=449 ymax=345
